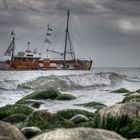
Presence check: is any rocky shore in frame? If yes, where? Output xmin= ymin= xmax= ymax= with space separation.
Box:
xmin=0 ymin=88 xmax=140 ymax=140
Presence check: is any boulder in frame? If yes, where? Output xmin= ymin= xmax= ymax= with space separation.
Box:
xmin=130 ymin=138 xmax=140 ymax=140
xmin=69 ymin=114 xmax=89 ymax=124
xmin=21 ymin=127 xmax=41 ymax=138
xmin=111 ymin=88 xmax=130 ymax=93
xmin=135 ymin=89 xmax=140 ymax=93
xmin=122 ymin=93 xmax=140 ymax=103
xmin=76 ymin=101 xmax=106 ymax=110
xmin=2 ymin=113 xmax=27 ymax=124
xmin=31 ymin=101 xmax=42 ymax=108
xmin=56 ymin=109 xmax=95 ymax=128
xmin=56 ymin=109 xmax=94 ymax=119
xmin=16 ymin=88 xmax=61 ymax=105
xmin=98 ymin=102 xmax=140 ymax=119
xmin=0 ymin=104 xmax=33 ymax=120
xmin=94 ymin=102 xmax=140 ymax=138
xmin=25 ymin=110 xmax=74 ymax=130
xmin=56 ymin=94 xmax=76 ymax=100
xmin=0 ymin=121 xmax=26 ymax=140
xmin=30 ymin=127 xmax=126 ymax=140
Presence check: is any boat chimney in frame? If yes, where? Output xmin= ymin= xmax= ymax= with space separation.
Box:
xmin=27 ymin=41 xmax=30 ymax=55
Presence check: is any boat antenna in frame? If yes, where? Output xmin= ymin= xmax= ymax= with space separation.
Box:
xmin=63 ymin=10 xmax=70 ymax=67
xmin=11 ymin=30 xmax=15 ymax=67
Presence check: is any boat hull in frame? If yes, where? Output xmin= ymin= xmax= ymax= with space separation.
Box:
xmin=0 ymin=60 xmax=92 ymax=70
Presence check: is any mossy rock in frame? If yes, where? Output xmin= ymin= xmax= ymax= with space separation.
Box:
xmin=122 ymin=95 xmax=140 ymax=103
xmin=130 ymin=138 xmax=140 ymax=140
xmin=25 ymin=110 xmax=74 ymax=130
xmin=111 ymin=88 xmax=130 ymax=93
xmin=16 ymin=100 xmax=42 ymax=108
xmin=76 ymin=101 xmax=106 ymax=110
xmin=56 ymin=109 xmax=94 ymax=120
xmin=119 ymin=117 xmax=140 ymax=138
xmin=94 ymin=112 xmax=129 ymax=132
xmin=0 ymin=104 xmax=33 ymax=120
xmin=135 ymin=89 xmax=140 ymax=93
xmin=76 ymin=120 xmax=96 ymax=128
xmin=15 ymin=100 xmax=33 ymax=106
xmin=56 ymin=94 xmax=76 ymax=100
xmin=94 ymin=103 xmax=140 ymax=138
xmin=94 ymin=112 xmax=140 ymax=138
xmin=16 ymin=88 xmax=61 ymax=105
xmin=31 ymin=102 xmax=42 ymax=108
xmin=2 ymin=113 xmax=27 ymax=124
xmin=123 ymin=92 xmax=140 ymax=97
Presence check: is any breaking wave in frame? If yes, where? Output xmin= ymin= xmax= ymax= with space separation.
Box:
xmin=1 ymin=70 xmax=140 ymax=91
xmin=0 ymin=79 xmax=19 ymax=90
xmin=17 ymin=72 xmax=140 ymax=91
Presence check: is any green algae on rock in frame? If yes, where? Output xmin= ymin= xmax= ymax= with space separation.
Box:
xmin=16 ymin=88 xmax=61 ymax=105
xmin=56 ymin=94 xmax=76 ymax=100
xmin=25 ymin=110 xmax=74 ymax=130
xmin=122 ymin=94 xmax=140 ymax=103
xmin=16 ymin=89 xmax=77 ymax=107
xmin=2 ymin=113 xmax=27 ymax=124
xmin=57 ymin=109 xmax=95 ymax=128
xmin=94 ymin=102 xmax=140 ymax=138
xmin=111 ymin=88 xmax=130 ymax=93
xmin=0 ymin=104 xmax=33 ymax=120
xmin=135 ymin=89 xmax=140 ymax=93
xmin=31 ymin=101 xmax=42 ymax=108
xmin=56 ymin=109 xmax=94 ymax=120
xmin=75 ymin=101 xmax=106 ymax=110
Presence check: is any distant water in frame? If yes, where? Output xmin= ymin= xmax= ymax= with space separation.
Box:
xmin=0 ymin=68 xmax=140 ymax=112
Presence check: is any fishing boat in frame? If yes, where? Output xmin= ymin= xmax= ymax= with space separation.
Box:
xmin=1 ymin=11 xmax=92 ymax=70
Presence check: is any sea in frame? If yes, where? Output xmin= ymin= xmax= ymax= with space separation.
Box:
xmin=0 ymin=68 xmax=140 ymax=113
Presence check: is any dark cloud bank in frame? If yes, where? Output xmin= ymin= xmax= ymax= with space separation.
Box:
xmin=0 ymin=0 xmax=140 ymax=67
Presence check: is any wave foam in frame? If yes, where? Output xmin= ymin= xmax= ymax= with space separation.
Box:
xmin=1 ymin=71 xmax=140 ymax=91
xmin=18 ymin=72 xmax=140 ymax=90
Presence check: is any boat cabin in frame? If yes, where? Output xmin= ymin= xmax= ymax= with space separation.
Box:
xmin=14 ymin=54 xmax=41 ymax=70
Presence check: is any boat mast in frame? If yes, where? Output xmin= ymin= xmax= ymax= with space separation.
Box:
xmin=11 ymin=31 xmax=15 ymax=67
xmin=63 ymin=10 xmax=70 ymax=67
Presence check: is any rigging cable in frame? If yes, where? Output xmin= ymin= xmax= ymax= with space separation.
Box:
xmin=71 ymin=16 xmax=92 ymax=60
xmin=41 ymin=16 xmax=67 ymax=57
xmin=68 ymin=14 xmax=76 ymax=60
xmin=68 ymin=31 xmax=75 ymax=60
xmin=14 ymin=15 xmax=66 ymax=54
xmin=48 ymin=17 xmax=66 ymax=51
xmin=15 ymin=15 xmax=64 ymax=42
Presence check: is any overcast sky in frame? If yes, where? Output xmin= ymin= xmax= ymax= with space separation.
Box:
xmin=0 ymin=0 xmax=140 ymax=67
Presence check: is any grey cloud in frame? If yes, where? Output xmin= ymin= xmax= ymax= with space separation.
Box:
xmin=100 ymin=0 xmax=140 ymax=16
xmin=0 ymin=0 xmax=101 ymax=15
xmin=57 ymin=0 xmax=96 ymax=14
xmin=0 ymin=0 xmax=8 ymax=10
xmin=1 ymin=0 xmax=140 ymax=16
xmin=2 ymin=0 xmax=8 ymax=9
xmin=0 ymin=10 xmax=31 ymax=27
